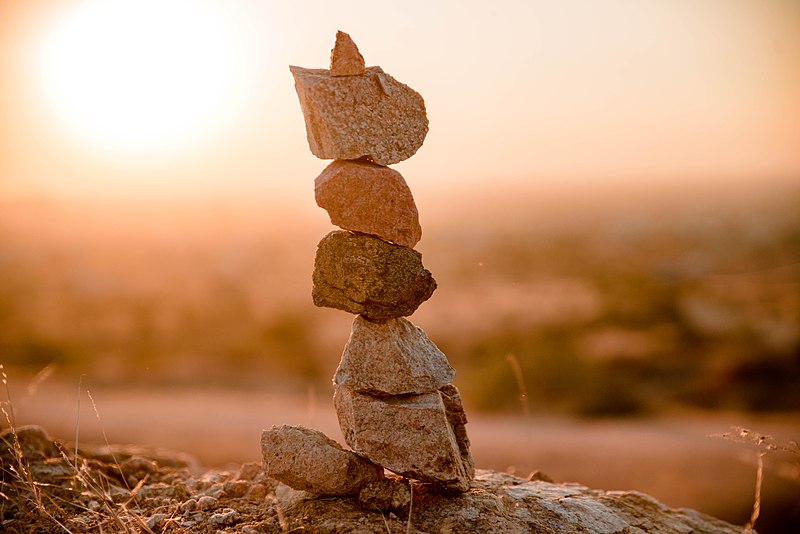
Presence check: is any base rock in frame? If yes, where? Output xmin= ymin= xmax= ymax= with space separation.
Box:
xmin=1 ymin=426 xmax=750 ymax=533
xmin=280 ymin=470 xmax=745 ymax=534
xmin=261 ymin=425 xmax=383 ymax=496
xmin=334 ymin=385 xmax=473 ymax=491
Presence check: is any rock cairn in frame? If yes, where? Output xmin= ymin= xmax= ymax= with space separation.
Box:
xmin=261 ymin=31 xmax=474 ymax=495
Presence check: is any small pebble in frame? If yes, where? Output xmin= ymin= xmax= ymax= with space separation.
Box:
xmin=205 ymin=483 xmax=224 ymax=498
xmin=146 ymin=513 xmax=168 ymax=529
xmin=238 ymin=462 xmax=262 ymax=481
xmin=209 ymin=508 xmax=238 ymax=527
xmin=224 ymin=480 xmax=250 ymax=498
xmin=180 ymin=499 xmax=197 ymax=513
xmin=197 ymin=495 xmax=218 ymax=510
xmin=247 ymin=483 xmax=268 ymax=500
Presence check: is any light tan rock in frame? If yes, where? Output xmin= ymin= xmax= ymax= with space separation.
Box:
xmin=334 ymin=316 xmax=453 ymax=395
xmin=439 ymin=384 xmax=475 ymax=481
xmin=289 ymin=64 xmax=428 ymax=165
xmin=334 ymin=385 xmax=472 ymax=491
xmin=315 ymin=160 xmax=422 ymax=248
xmin=312 ymin=230 xmax=436 ymax=321
xmin=260 ymin=425 xmax=383 ymax=496
xmin=329 ymin=31 xmax=365 ymax=76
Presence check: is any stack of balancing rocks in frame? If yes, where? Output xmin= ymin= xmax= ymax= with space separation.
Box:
xmin=267 ymin=31 xmax=474 ymax=493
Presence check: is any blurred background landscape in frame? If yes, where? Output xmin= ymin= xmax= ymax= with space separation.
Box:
xmin=2 ymin=183 xmax=798 ymax=415
xmin=2 ymin=0 xmax=799 ymax=531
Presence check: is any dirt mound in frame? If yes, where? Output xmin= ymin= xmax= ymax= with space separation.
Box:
xmin=1 ymin=425 xmax=744 ymax=533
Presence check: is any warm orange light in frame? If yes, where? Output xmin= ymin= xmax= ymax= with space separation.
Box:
xmin=36 ymin=0 xmax=243 ymax=158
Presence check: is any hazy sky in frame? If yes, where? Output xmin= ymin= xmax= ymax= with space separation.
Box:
xmin=1 ymin=0 xmax=798 ymax=203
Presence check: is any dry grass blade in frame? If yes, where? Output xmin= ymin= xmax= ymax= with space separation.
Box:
xmin=505 ymin=353 xmax=530 ymax=418
xmin=271 ymin=493 xmax=289 ymax=532
xmin=742 ymin=452 xmax=764 ymax=534
xmin=27 ymin=364 xmax=56 ymax=396
xmin=379 ymin=509 xmax=392 ymax=533
xmin=711 ymin=426 xmax=800 ymax=533
xmin=406 ymin=482 xmax=413 ymax=534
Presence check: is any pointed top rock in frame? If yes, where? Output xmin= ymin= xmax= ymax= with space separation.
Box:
xmin=330 ymin=31 xmax=366 ymax=76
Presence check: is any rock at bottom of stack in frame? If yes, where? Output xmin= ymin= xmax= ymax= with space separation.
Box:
xmin=261 ymin=425 xmax=384 ymax=496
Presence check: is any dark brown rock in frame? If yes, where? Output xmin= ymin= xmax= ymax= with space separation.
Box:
xmin=0 ymin=425 xmax=59 ymax=461
xmin=312 ymin=230 xmax=436 ymax=321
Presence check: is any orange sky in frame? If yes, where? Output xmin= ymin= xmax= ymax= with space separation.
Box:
xmin=1 ymin=0 xmax=799 ymax=203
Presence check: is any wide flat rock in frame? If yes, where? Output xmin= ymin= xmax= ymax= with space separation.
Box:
xmin=312 ymin=230 xmax=436 ymax=321
xmin=334 ymin=385 xmax=473 ymax=491
xmin=278 ymin=470 xmax=744 ymax=534
xmin=261 ymin=424 xmax=383 ymax=496
xmin=290 ymin=65 xmax=428 ymax=165
xmin=315 ymin=159 xmax=422 ymax=248
xmin=334 ymin=315 xmax=454 ymax=395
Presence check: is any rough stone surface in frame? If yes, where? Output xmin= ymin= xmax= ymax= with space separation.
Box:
xmin=357 ymin=475 xmax=412 ymax=513
xmin=0 ymin=425 xmax=750 ymax=533
xmin=334 ymin=315 xmax=454 ymax=395
xmin=260 ymin=424 xmax=383 ymax=496
xmin=289 ymin=65 xmax=428 ymax=165
xmin=315 ymin=159 xmax=422 ymax=248
xmin=334 ymin=385 xmax=472 ymax=491
xmin=0 ymin=425 xmax=59 ymax=460
xmin=439 ymin=384 xmax=475 ymax=480
xmin=312 ymin=230 xmax=436 ymax=321
xmin=329 ymin=31 xmax=365 ymax=76
xmin=281 ymin=470 xmax=744 ymax=534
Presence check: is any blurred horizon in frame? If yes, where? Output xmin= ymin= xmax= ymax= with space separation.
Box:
xmin=2 ymin=177 xmax=798 ymax=412
xmin=2 ymin=0 xmax=800 ymax=201
xmin=1 ymin=0 xmax=798 ymax=414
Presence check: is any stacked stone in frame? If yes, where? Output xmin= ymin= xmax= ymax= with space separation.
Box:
xmin=262 ymin=31 xmax=473 ymax=495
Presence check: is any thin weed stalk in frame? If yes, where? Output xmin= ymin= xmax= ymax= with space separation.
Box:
xmin=406 ymin=482 xmax=413 ymax=534
xmin=74 ymin=375 xmax=84 ymax=471
xmin=712 ymin=426 xmax=800 ymax=533
xmin=506 ymin=353 xmax=535 ymax=473
xmin=505 ymin=353 xmax=530 ymax=418
xmin=744 ymin=452 xmax=764 ymax=533
xmin=2 ymin=388 xmax=72 ymax=532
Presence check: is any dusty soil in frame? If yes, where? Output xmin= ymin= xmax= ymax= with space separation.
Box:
xmin=8 ymin=381 xmax=800 ymax=528
xmin=1 ymin=426 xmax=745 ymax=533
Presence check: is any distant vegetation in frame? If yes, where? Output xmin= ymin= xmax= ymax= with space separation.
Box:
xmin=1 ymin=183 xmax=798 ymax=416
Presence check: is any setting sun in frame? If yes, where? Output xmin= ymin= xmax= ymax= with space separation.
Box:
xmin=36 ymin=0 xmax=244 ymax=157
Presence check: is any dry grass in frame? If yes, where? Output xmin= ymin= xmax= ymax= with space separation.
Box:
xmin=712 ymin=426 xmax=800 ymax=533
xmin=0 ymin=366 xmax=159 ymax=533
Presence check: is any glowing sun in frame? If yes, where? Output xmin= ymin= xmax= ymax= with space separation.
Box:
xmin=37 ymin=0 xmax=242 ymax=157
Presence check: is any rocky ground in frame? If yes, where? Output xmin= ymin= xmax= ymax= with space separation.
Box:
xmin=2 ymin=425 xmax=745 ymax=533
